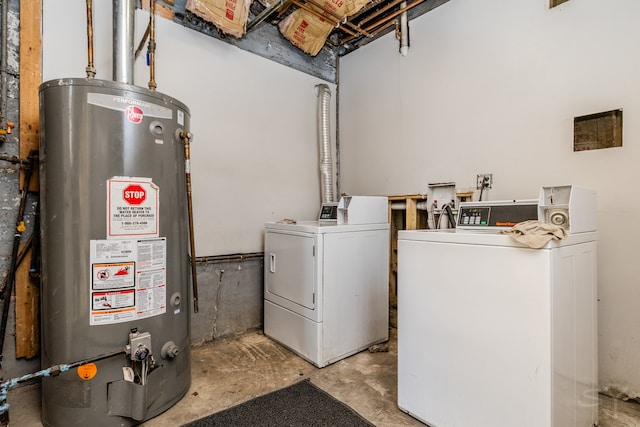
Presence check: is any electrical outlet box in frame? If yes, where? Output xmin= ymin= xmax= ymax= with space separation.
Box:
xmin=476 ymin=174 xmax=493 ymax=190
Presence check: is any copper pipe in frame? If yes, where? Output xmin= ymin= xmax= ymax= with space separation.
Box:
xmin=85 ymin=0 xmax=96 ymax=78
xmin=342 ymin=0 xmax=424 ymax=43
xmin=135 ymin=23 xmax=150 ymax=59
xmin=357 ymin=0 xmax=405 ymax=26
xmin=373 ymin=19 xmax=397 ymax=38
xmin=305 ymin=0 xmax=373 ymax=38
xmin=180 ymin=131 xmax=199 ymax=313
xmin=343 ymin=19 xmax=395 ymax=44
xmin=362 ymin=0 xmax=424 ymax=32
xmin=148 ymin=0 xmax=157 ymax=90
xmin=290 ymin=0 xmax=343 ymax=30
xmin=0 ymin=121 xmax=14 ymax=136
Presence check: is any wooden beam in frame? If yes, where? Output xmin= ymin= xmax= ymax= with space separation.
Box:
xmin=19 ymin=0 xmax=41 ymax=188
xmin=15 ymin=0 xmax=42 ymax=359
xmin=15 ymin=245 xmax=39 ymax=359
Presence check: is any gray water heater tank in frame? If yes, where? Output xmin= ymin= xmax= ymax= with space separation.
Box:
xmin=39 ymin=78 xmax=192 ymax=426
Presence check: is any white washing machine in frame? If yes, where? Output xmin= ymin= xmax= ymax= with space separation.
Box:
xmin=397 ymin=194 xmax=598 ymax=427
xmin=264 ymin=220 xmax=389 ymax=368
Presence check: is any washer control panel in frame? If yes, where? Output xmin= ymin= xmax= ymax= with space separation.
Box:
xmin=457 ymin=200 xmax=538 ymax=229
xmin=458 ymin=206 xmax=490 ymax=226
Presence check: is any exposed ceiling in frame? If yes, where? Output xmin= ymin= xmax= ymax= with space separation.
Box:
xmin=247 ymin=0 xmax=449 ymax=56
xmin=170 ymin=0 xmax=450 ymax=82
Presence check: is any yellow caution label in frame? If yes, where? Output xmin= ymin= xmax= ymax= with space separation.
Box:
xmin=77 ymin=363 xmax=98 ymax=380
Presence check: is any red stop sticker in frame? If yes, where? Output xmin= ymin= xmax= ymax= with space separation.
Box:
xmin=123 ymin=184 xmax=146 ymax=205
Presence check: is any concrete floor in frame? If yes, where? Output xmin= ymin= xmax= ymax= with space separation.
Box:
xmin=8 ymin=328 xmax=640 ymax=427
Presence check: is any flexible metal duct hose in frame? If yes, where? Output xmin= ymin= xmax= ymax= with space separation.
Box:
xmin=316 ymin=84 xmax=335 ymax=204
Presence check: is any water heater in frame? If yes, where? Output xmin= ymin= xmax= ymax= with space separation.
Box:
xmin=39 ymin=78 xmax=191 ymax=426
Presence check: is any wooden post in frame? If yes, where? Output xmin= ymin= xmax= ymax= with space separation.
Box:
xmin=387 ymin=194 xmax=427 ymax=322
xmin=15 ymin=0 xmax=42 ymax=359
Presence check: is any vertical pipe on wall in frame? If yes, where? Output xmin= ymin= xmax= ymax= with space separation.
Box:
xmin=85 ymin=0 xmax=96 ymax=78
xmin=113 ymin=0 xmax=135 ymax=84
xmin=399 ymin=2 xmax=409 ymax=56
xmin=316 ymin=84 xmax=335 ymax=204
xmin=148 ymin=0 xmax=157 ymax=90
xmin=0 ymin=0 xmax=9 ymax=134
xmin=180 ymin=131 xmax=198 ymax=313
xmin=335 ymin=63 xmax=341 ymax=199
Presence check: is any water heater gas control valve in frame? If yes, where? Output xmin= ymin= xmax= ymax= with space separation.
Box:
xmin=127 ymin=330 xmax=152 ymax=361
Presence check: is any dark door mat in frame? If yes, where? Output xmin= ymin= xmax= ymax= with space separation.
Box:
xmin=182 ymin=378 xmax=375 ymax=426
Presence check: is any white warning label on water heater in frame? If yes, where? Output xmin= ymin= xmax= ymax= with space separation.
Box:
xmin=90 ymin=238 xmax=167 ymax=325
xmin=107 ymin=177 xmax=159 ymax=239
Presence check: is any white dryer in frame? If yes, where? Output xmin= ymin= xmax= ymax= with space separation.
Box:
xmin=264 ymin=221 xmax=389 ymax=368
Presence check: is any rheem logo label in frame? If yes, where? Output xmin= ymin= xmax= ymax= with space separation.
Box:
xmin=125 ymin=105 xmax=144 ymax=124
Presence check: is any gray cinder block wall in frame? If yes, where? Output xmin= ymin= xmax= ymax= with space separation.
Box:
xmin=191 ymin=254 xmax=264 ymax=344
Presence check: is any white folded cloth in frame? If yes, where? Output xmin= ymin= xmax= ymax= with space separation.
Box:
xmin=500 ymin=220 xmax=567 ymax=249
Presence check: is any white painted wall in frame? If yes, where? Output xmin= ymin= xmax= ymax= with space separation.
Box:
xmin=339 ymin=0 xmax=640 ymax=397
xmin=42 ymin=1 xmax=336 ymax=256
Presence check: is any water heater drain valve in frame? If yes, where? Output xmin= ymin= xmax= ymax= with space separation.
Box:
xmin=127 ymin=330 xmax=152 ymax=361
xmin=161 ymin=341 xmax=180 ymax=359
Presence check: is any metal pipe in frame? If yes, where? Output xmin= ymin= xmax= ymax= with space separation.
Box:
xmin=0 ymin=347 xmax=126 ymax=420
xmin=390 ymin=200 xmax=429 ymax=210
xmin=357 ymin=0 xmax=406 ymax=26
xmin=29 ymin=201 xmax=40 ymax=281
xmin=135 ymin=23 xmax=151 ymax=59
xmin=85 ymin=0 xmax=96 ymax=78
xmin=180 ymin=131 xmax=198 ymax=313
xmin=362 ymin=0 xmax=424 ymax=32
xmin=0 ymin=234 xmax=32 ymax=296
xmin=371 ymin=19 xmax=396 ymax=38
xmin=0 ymin=150 xmax=37 ymax=365
xmin=399 ymin=1 xmax=409 ymax=56
xmin=340 ymin=19 xmax=394 ymax=45
xmin=113 ymin=0 xmax=135 ymax=84
xmin=246 ymin=0 xmax=286 ymax=32
xmin=0 ymin=0 xmax=9 ymax=135
xmin=148 ymin=0 xmax=157 ymax=91
xmin=0 ymin=152 xmax=28 ymax=165
xmin=316 ymin=84 xmax=335 ymax=204
xmin=341 ymin=0 xmax=424 ymax=44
